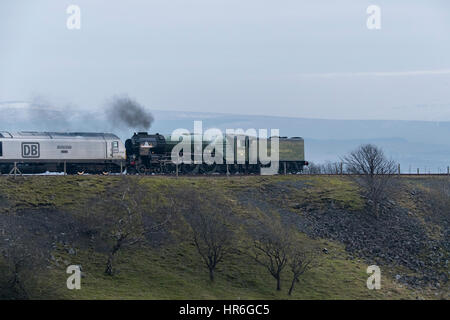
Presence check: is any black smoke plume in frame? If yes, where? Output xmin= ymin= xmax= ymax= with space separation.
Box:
xmin=106 ymin=95 xmax=154 ymax=130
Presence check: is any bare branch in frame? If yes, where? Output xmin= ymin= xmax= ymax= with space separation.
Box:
xmin=342 ymin=144 xmax=397 ymax=217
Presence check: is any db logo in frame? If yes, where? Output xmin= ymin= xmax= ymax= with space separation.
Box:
xmin=22 ymin=142 xmax=40 ymax=158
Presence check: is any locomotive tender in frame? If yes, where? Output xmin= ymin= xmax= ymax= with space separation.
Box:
xmin=0 ymin=131 xmax=307 ymax=175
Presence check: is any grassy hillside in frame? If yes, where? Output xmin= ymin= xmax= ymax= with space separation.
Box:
xmin=0 ymin=175 xmax=448 ymax=300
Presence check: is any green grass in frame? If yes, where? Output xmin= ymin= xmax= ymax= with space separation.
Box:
xmin=45 ymin=239 xmax=416 ymax=300
xmin=0 ymin=175 xmax=440 ymax=299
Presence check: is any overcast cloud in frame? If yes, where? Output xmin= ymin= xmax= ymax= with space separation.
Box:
xmin=1 ymin=0 xmax=449 ymax=121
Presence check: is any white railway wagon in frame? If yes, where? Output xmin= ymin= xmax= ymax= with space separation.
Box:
xmin=0 ymin=131 xmax=126 ymax=174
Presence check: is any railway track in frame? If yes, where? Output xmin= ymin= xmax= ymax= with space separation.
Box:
xmin=1 ymin=172 xmax=450 ymax=177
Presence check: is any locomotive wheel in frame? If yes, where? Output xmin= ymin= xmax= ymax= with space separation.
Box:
xmin=249 ymin=164 xmax=259 ymax=174
xmin=289 ymin=162 xmax=298 ymax=174
xmin=190 ymin=164 xmax=200 ymax=175
xmin=167 ymin=164 xmax=177 ymax=174
xmin=216 ymin=165 xmax=227 ymax=175
xmin=179 ymin=164 xmax=188 ymax=174
xmin=153 ymin=166 xmax=162 ymax=174
xmin=200 ymin=164 xmax=217 ymax=174
xmin=226 ymin=164 xmax=237 ymax=175
xmin=137 ymin=165 xmax=147 ymax=175
xmin=182 ymin=164 xmax=199 ymax=175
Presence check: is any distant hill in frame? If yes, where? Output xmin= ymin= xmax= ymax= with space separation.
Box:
xmin=1 ymin=102 xmax=449 ymax=172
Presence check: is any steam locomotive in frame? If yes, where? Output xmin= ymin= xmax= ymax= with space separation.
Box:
xmin=125 ymin=132 xmax=307 ymax=175
xmin=0 ymin=131 xmax=307 ymax=175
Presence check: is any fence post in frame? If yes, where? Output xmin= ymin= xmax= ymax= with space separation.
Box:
xmin=340 ymin=162 xmax=343 ymax=175
xmin=417 ymin=168 xmax=419 ymax=175
xmin=398 ymin=164 xmax=401 ymax=175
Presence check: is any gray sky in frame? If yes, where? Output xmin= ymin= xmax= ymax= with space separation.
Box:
xmin=1 ymin=0 xmax=450 ymax=121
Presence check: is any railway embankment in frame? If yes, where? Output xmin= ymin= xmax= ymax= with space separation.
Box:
xmin=0 ymin=175 xmax=448 ymax=299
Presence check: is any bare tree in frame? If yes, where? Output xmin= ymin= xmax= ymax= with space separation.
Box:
xmin=304 ymin=161 xmax=342 ymax=175
xmin=184 ymin=193 xmax=235 ymax=282
xmin=304 ymin=162 xmax=322 ymax=174
xmin=250 ymin=217 xmax=291 ymax=291
xmin=342 ymin=144 xmax=397 ymax=217
xmin=322 ymin=161 xmax=342 ymax=175
xmin=287 ymin=244 xmax=318 ymax=296
xmin=82 ymin=176 xmax=174 ymax=276
xmin=0 ymin=213 xmax=48 ymax=299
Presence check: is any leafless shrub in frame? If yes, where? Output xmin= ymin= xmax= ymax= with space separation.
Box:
xmin=287 ymin=243 xmax=319 ymax=296
xmin=304 ymin=162 xmax=322 ymax=174
xmin=81 ymin=176 xmax=175 ymax=276
xmin=0 ymin=213 xmax=48 ymax=299
xmin=304 ymin=161 xmax=342 ymax=174
xmin=182 ymin=192 xmax=235 ymax=282
xmin=321 ymin=161 xmax=342 ymax=174
xmin=342 ymin=144 xmax=397 ymax=217
xmin=249 ymin=216 xmax=291 ymax=291
xmin=247 ymin=214 xmax=321 ymax=293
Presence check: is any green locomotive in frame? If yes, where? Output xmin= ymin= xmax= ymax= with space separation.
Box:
xmin=125 ymin=132 xmax=307 ymax=175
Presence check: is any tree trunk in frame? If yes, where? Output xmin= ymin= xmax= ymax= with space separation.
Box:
xmin=276 ymin=276 xmax=281 ymax=291
xmin=11 ymin=265 xmax=28 ymax=299
xmin=209 ymin=268 xmax=214 ymax=282
xmin=105 ymin=239 xmax=122 ymax=276
xmin=105 ymin=254 xmax=115 ymax=276
xmin=288 ymin=277 xmax=297 ymax=296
